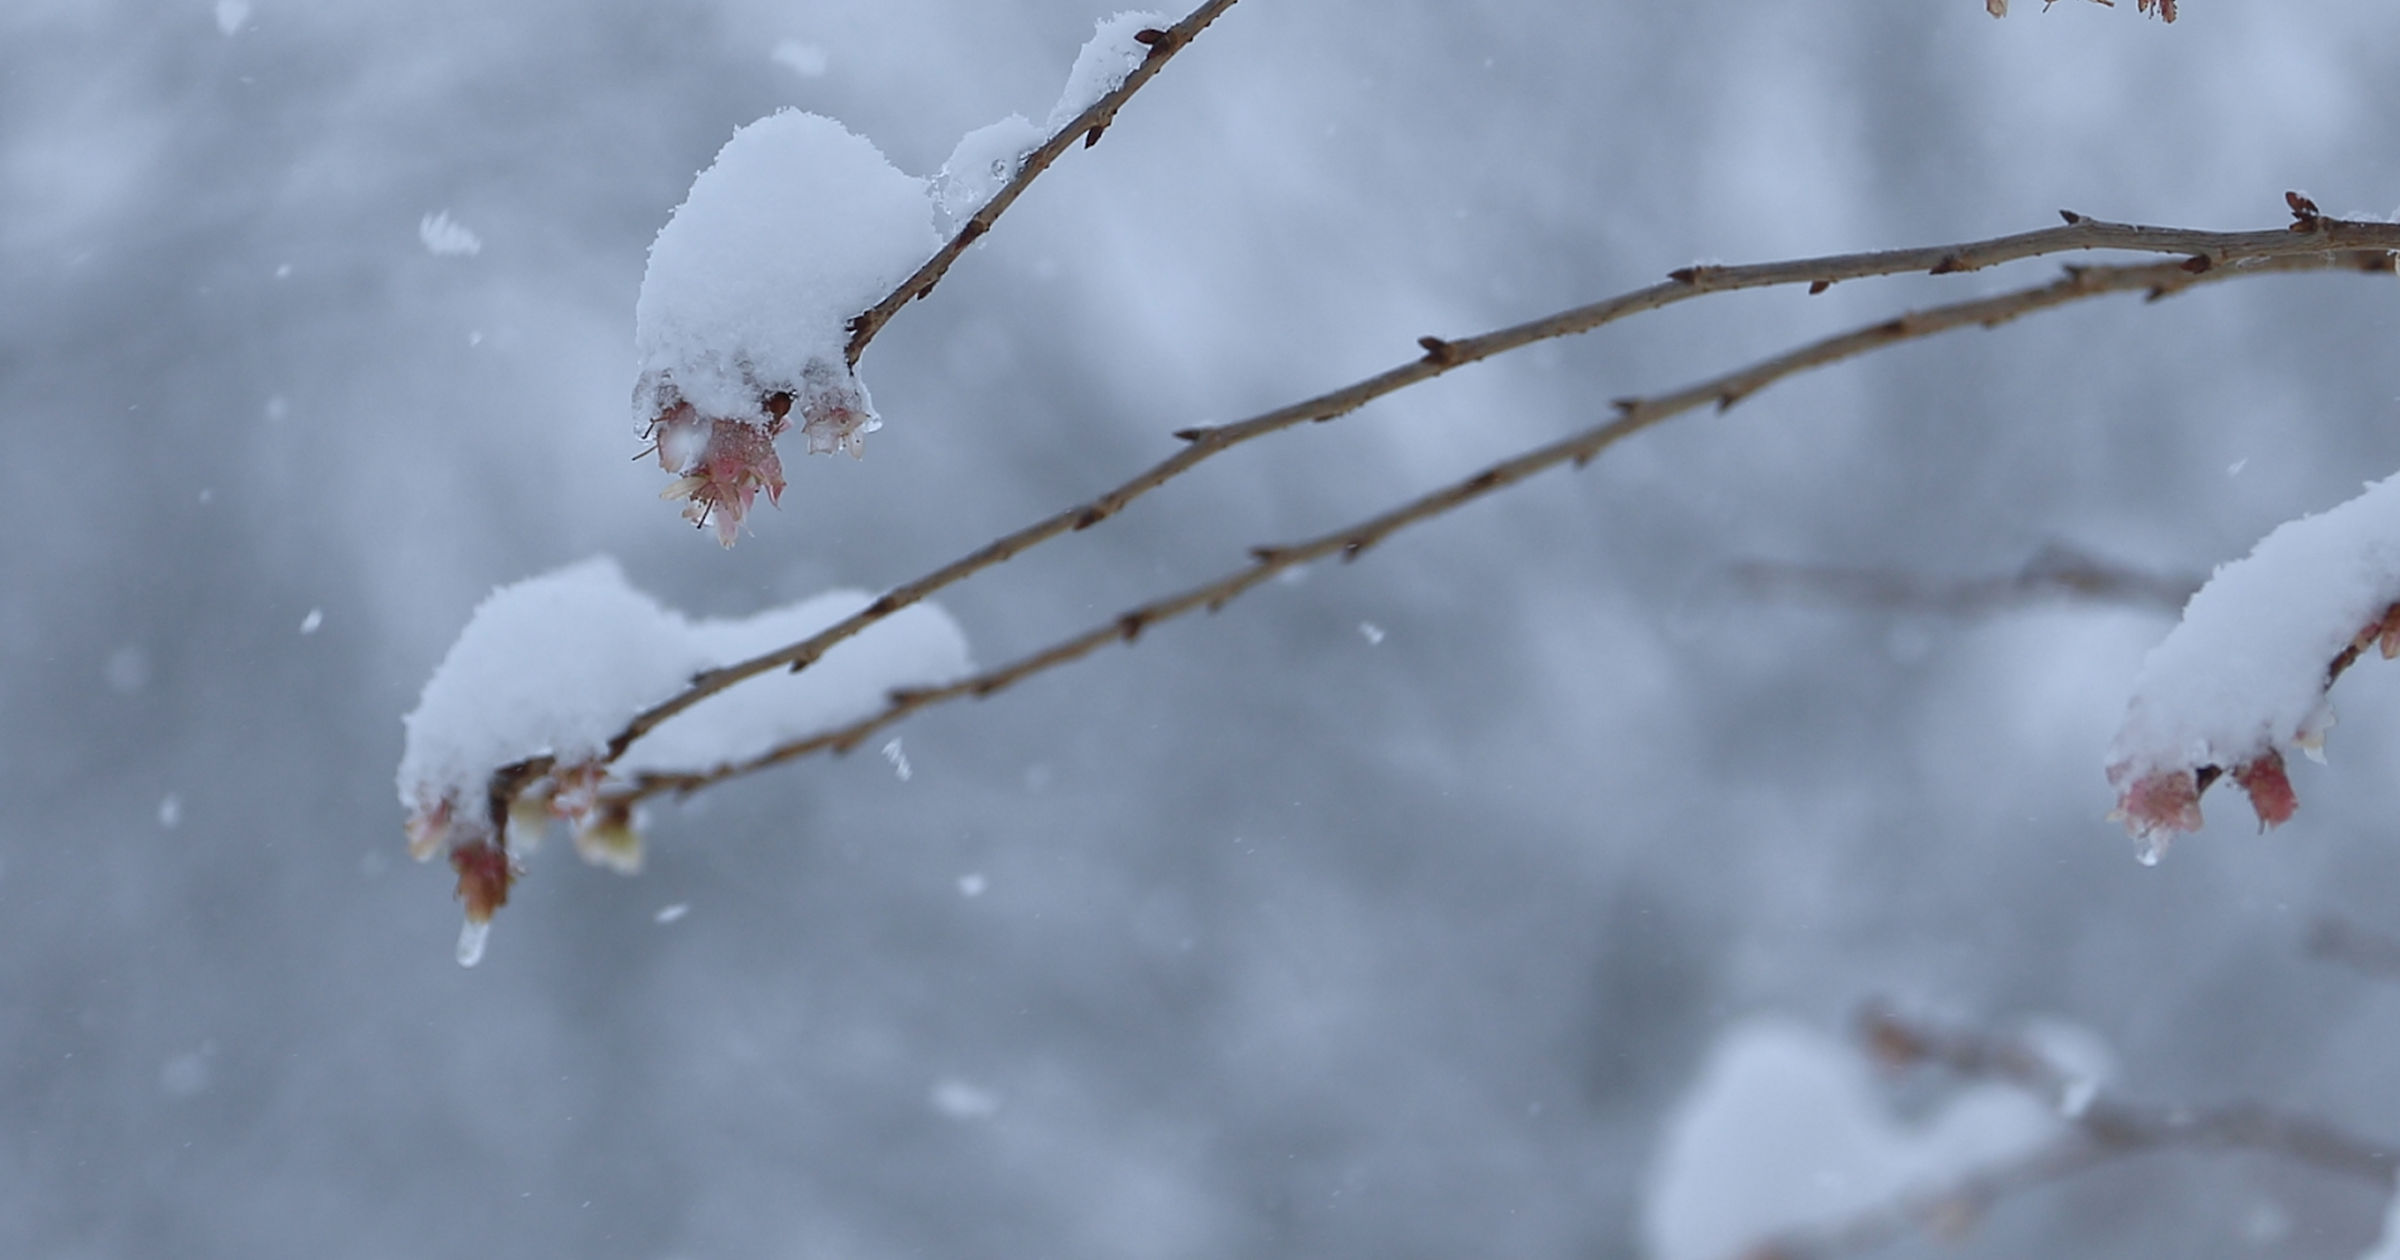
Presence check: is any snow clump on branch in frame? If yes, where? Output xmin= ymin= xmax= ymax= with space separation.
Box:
xmin=634 ymin=111 xmax=939 ymax=544
xmin=397 ymin=558 xmax=971 ymax=962
xmin=2107 ymin=472 xmax=2400 ymax=858
xmin=634 ymin=14 xmax=1168 ymax=546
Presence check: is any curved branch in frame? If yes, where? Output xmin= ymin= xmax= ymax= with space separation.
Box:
xmin=603 ymin=208 xmax=2400 ymax=767
xmin=841 ymin=0 xmax=1242 ymax=366
xmin=612 ymin=247 xmax=2390 ymax=803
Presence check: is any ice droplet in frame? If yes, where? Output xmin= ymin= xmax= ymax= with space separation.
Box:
xmin=2132 ymin=833 xmax=2168 ymax=867
xmin=456 ymin=918 xmax=492 ymax=967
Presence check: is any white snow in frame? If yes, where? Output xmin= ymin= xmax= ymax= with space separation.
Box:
xmin=633 ymin=110 xmax=938 ymax=426
xmin=1047 ymin=12 xmax=1168 ymax=130
xmin=929 ymin=1078 xmax=1003 ymax=1120
xmin=2108 ymin=472 xmax=2400 ymax=792
xmin=299 ymin=608 xmax=322 ymax=635
xmin=617 ymin=590 xmax=970 ymax=774
xmin=1642 ymin=1018 xmax=2063 ymax=1260
xmin=771 ymin=40 xmax=829 ymax=78
xmin=400 ymin=558 xmax=972 ymax=817
xmin=2360 ymin=1172 xmax=2400 ymax=1260
xmin=399 ymin=558 xmax=703 ymax=817
xmin=418 ymin=211 xmax=483 ymax=257
xmin=935 ymin=114 xmax=1045 ymax=221
xmin=213 ymin=0 xmax=248 ymax=37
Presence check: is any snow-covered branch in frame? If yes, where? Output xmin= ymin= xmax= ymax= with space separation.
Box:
xmin=2108 ymin=468 xmax=2400 ymax=857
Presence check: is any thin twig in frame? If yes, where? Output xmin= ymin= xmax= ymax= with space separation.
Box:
xmin=601 ymin=208 xmax=2400 ymax=770
xmin=1732 ymin=544 xmax=2202 ymax=615
xmin=610 ymin=247 xmax=2391 ymax=803
xmin=841 ymin=0 xmax=1241 ymax=366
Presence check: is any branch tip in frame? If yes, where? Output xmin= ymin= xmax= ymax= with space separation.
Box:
xmin=2059 ymin=209 xmax=2084 ymax=225
xmin=1667 ymin=266 xmax=1701 ymax=285
xmin=1172 ymin=426 xmax=1209 ymax=442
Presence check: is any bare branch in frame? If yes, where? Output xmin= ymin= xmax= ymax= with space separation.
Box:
xmin=841 ymin=0 xmax=1241 ymax=366
xmin=1732 ymin=544 xmax=2202 ymax=615
xmin=602 ymin=210 xmax=2399 ymax=771
xmin=610 ymin=246 xmax=2391 ymax=804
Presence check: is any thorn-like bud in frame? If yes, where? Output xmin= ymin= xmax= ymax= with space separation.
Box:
xmin=1807 ymin=279 xmax=1831 ymax=295
xmin=1417 ymin=335 xmax=1458 ymax=365
xmin=2058 ymin=209 xmax=2084 ymax=225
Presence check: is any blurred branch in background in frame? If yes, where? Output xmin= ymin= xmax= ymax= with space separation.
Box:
xmin=1741 ymin=1006 xmax=2398 ymax=1260
xmin=2309 ymin=915 xmax=2400 ymax=983
xmin=1731 ymin=544 xmax=2202 ymax=616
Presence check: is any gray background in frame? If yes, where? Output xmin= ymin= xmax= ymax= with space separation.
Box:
xmin=7 ymin=1 xmax=2400 ymax=1256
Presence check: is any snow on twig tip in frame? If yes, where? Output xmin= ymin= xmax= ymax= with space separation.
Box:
xmin=634 ymin=111 xmax=938 ymax=544
xmin=2107 ymin=472 xmax=2400 ymax=852
xmin=397 ymin=559 xmax=972 ymax=948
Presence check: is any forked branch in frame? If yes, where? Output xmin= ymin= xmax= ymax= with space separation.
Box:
xmin=608 ymin=241 xmax=2395 ymax=805
xmin=599 ymin=205 xmax=2400 ymax=778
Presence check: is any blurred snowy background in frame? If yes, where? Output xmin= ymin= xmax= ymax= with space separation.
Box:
xmin=10 ymin=1 xmax=2400 ymax=1256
